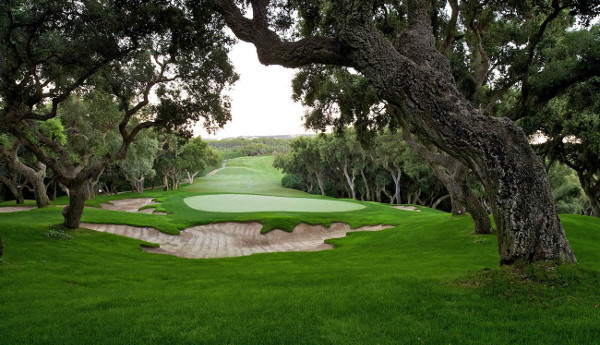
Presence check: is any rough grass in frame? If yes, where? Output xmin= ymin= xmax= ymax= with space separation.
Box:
xmin=0 ymin=156 xmax=599 ymax=345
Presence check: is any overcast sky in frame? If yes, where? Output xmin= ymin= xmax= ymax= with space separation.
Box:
xmin=194 ymin=42 xmax=313 ymax=139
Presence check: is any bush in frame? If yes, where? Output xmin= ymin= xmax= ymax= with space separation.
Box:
xmin=281 ymin=174 xmax=302 ymax=190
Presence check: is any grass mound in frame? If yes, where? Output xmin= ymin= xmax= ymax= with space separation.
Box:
xmin=183 ymin=194 xmax=366 ymax=213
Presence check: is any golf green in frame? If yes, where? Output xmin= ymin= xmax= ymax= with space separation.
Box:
xmin=184 ymin=194 xmax=366 ymax=213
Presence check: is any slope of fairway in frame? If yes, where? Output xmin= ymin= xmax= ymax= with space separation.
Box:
xmin=184 ymin=194 xmax=366 ymax=213
xmin=1 ymin=155 xmax=599 ymax=345
xmin=185 ymin=156 xmax=306 ymax=197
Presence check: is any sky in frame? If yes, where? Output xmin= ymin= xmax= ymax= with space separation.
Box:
xmin=194 ymin=42 xmax=313 ymax=139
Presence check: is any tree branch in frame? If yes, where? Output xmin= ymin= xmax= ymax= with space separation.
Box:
xmin=210 ymin=0 xmax=347 ymax=67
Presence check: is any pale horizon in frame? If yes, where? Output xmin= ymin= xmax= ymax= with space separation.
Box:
xmin=194 ymin=41 xmax=315 ymax=140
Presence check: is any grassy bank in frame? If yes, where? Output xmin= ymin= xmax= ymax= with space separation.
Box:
xmin=0 ymin=156 xmax=598 ymax=344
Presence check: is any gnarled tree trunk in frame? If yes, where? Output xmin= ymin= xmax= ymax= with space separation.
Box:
xmin=62 ymin=181 xmax=87 ymax=229
xmin=211 ymin=0 xmax=576 ymax=264
xmin=336 ymin=2 xmax=573 ymax=264
xmin=577 ymin=171 xmax=600 ymax=217
xmin=0 ymin=176 xmax=24 ymax=204
xmin=1 ymin=148 xmax=51 ymax=208
xmin=405 ymin=129 xmax=492 ymax=234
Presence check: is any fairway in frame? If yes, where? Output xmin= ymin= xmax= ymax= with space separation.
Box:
xmin=1 ymin=156 xmax=600 ymax=345
xmin=184 ymin=194 xmax=366 ymax=213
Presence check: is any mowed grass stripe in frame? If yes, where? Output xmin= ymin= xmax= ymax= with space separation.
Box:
xmin=184 ymin=194 xmax=366 ymax=213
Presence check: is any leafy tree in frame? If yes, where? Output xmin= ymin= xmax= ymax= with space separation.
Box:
xmin=1 ymin=1 xmax=237 ymax=228
xmin=119 ymin=131 xmax=159 ymax=194
xmin=371 ymin=130 xmax=410 ymax=204
xmin=533 ymin=79 xmax=600 ymax=217
xmin=205 ymin=0 xmax=595 ymax=264
xmin=547 ymin=163 xmax=585 ymax=215
xmin=274 ymin=136 xmax=330 ymax=195
xmin=179 ymin=136 xmax=219 ymax=184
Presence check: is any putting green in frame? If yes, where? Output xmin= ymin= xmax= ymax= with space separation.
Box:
xmin=184 ymin=194 xmax=366 ymax=213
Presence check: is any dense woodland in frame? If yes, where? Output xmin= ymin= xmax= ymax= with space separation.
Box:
xmin=207 ymin=137 xmax=290 ymax=159
xmin=0 ymin=0 xmax=599 ymax=265
xmin=274 ymin=130 xmax=593 ymax=234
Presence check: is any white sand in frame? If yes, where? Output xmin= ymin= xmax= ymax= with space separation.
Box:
xmin=80 ymin=222 xmax=394 ymax=259
xmin=392 ymin=205 xmax=421 ymax=212
xmin=0 ymin=206 xmax=36 ymax=213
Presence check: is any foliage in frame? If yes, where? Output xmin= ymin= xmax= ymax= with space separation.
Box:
xmin=1 ymin=0 xmax=237 ymax=226
xmin=281 ymin=174 xmax=302 ymax=190
xmin=208 ymin=137 xmax=291 ymax=159
xmin=274 ymin=130 xmax=448 ymax=208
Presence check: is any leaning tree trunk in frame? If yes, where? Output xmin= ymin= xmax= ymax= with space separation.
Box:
xmin=0 ymin=176 xmax=25 ymax=204
xmin=211 ymin=0 xmax=575 ymax=264
xmin=62 ymin=181 xmax=87 ymax=229
xmin=384 ymin=167 xmax=402 ymax=205
xmin=315 ymin=173 xmax=326 ymax=196
xmin=335 ymin=3 xmax=575 ymax=264
xmin=1 ymin=152 xmax=51 ymax=208
xmin=465 ymin=190 xmax=493 ymax=235
xmin=360 ymin=168 xmax=371 ymax=201
xmin=577 ymin=172 xmax=600 ymax=218
xmin=342 ymin=165 xmax=357 ymax=200
xmin=31 ymin=173 xmax=51 ymax=208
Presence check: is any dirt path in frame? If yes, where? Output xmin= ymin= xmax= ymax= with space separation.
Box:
xmin=80 ymin=222 xmax=394 ymax=259
xmin=0 ymin=206 xmax=36 ymax=213
xmin=205 ymin=167 xmax=224 ymax=178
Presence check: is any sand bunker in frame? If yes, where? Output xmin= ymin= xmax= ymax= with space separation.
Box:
xmin=392 ymin=205 xmax=421 ymax=212
xmin=0 ymin=206 xmax=35 ymax=213
xmin=98 ymin=198 xmax=165 ymax=214
xmin=80 ymin=222 xmax=394 ymax=259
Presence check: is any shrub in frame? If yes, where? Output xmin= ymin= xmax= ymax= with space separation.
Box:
xmin=281 ymin=174 xmax=302 ymax=190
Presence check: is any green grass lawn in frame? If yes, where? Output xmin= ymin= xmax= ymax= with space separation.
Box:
xmin=1 ymin=156 xmax=599 ymax=344
xmin=184 ymin=194 xmax=366 ymax=212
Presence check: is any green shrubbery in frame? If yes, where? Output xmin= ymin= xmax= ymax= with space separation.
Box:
xmin=281 ymin=174 xmax=303 ymax=190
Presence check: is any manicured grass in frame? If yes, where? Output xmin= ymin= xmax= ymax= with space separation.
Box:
xmin=184 ymin=194 xmax=366 ymax=213
xmin=1 ymin=156 xmax=599 ymax=345
xmin=185 ymin=156 xmax=308 ymax=197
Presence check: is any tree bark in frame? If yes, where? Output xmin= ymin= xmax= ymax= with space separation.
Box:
xmin=315 ymin=173 xmax=326 ymax=196
xmin=62 ymin=182 xmax=87 ymax=229
xmin=162 ymin=174 xmax=169 ymax=191
xmin=360 ymin=168 xmax=371 ymax=201
xmin=212 ymin=0 xmax=576 ymax=264
xmin=31 ymin=171 xmax=51 ymax=208
xmin=577 ymin=171 xmax=600 ymax=218
xmin=0 ymin=176 xmax=25 ymax=204
xmin=405 ymin=128 xmax=492 ymax=233
xmin=431 ymin=194 xmax=450 ymax=209
xmin=384 ymin=166 xmax=402 ymax=204
xmin=1 ymin=148 xmax=51 ymax=208
xmin=342 ymin=162 xmax=357 ymax=200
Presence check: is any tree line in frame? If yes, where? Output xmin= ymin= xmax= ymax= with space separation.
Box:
xmin=0 ymin=93 xmax=219 ymax=203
